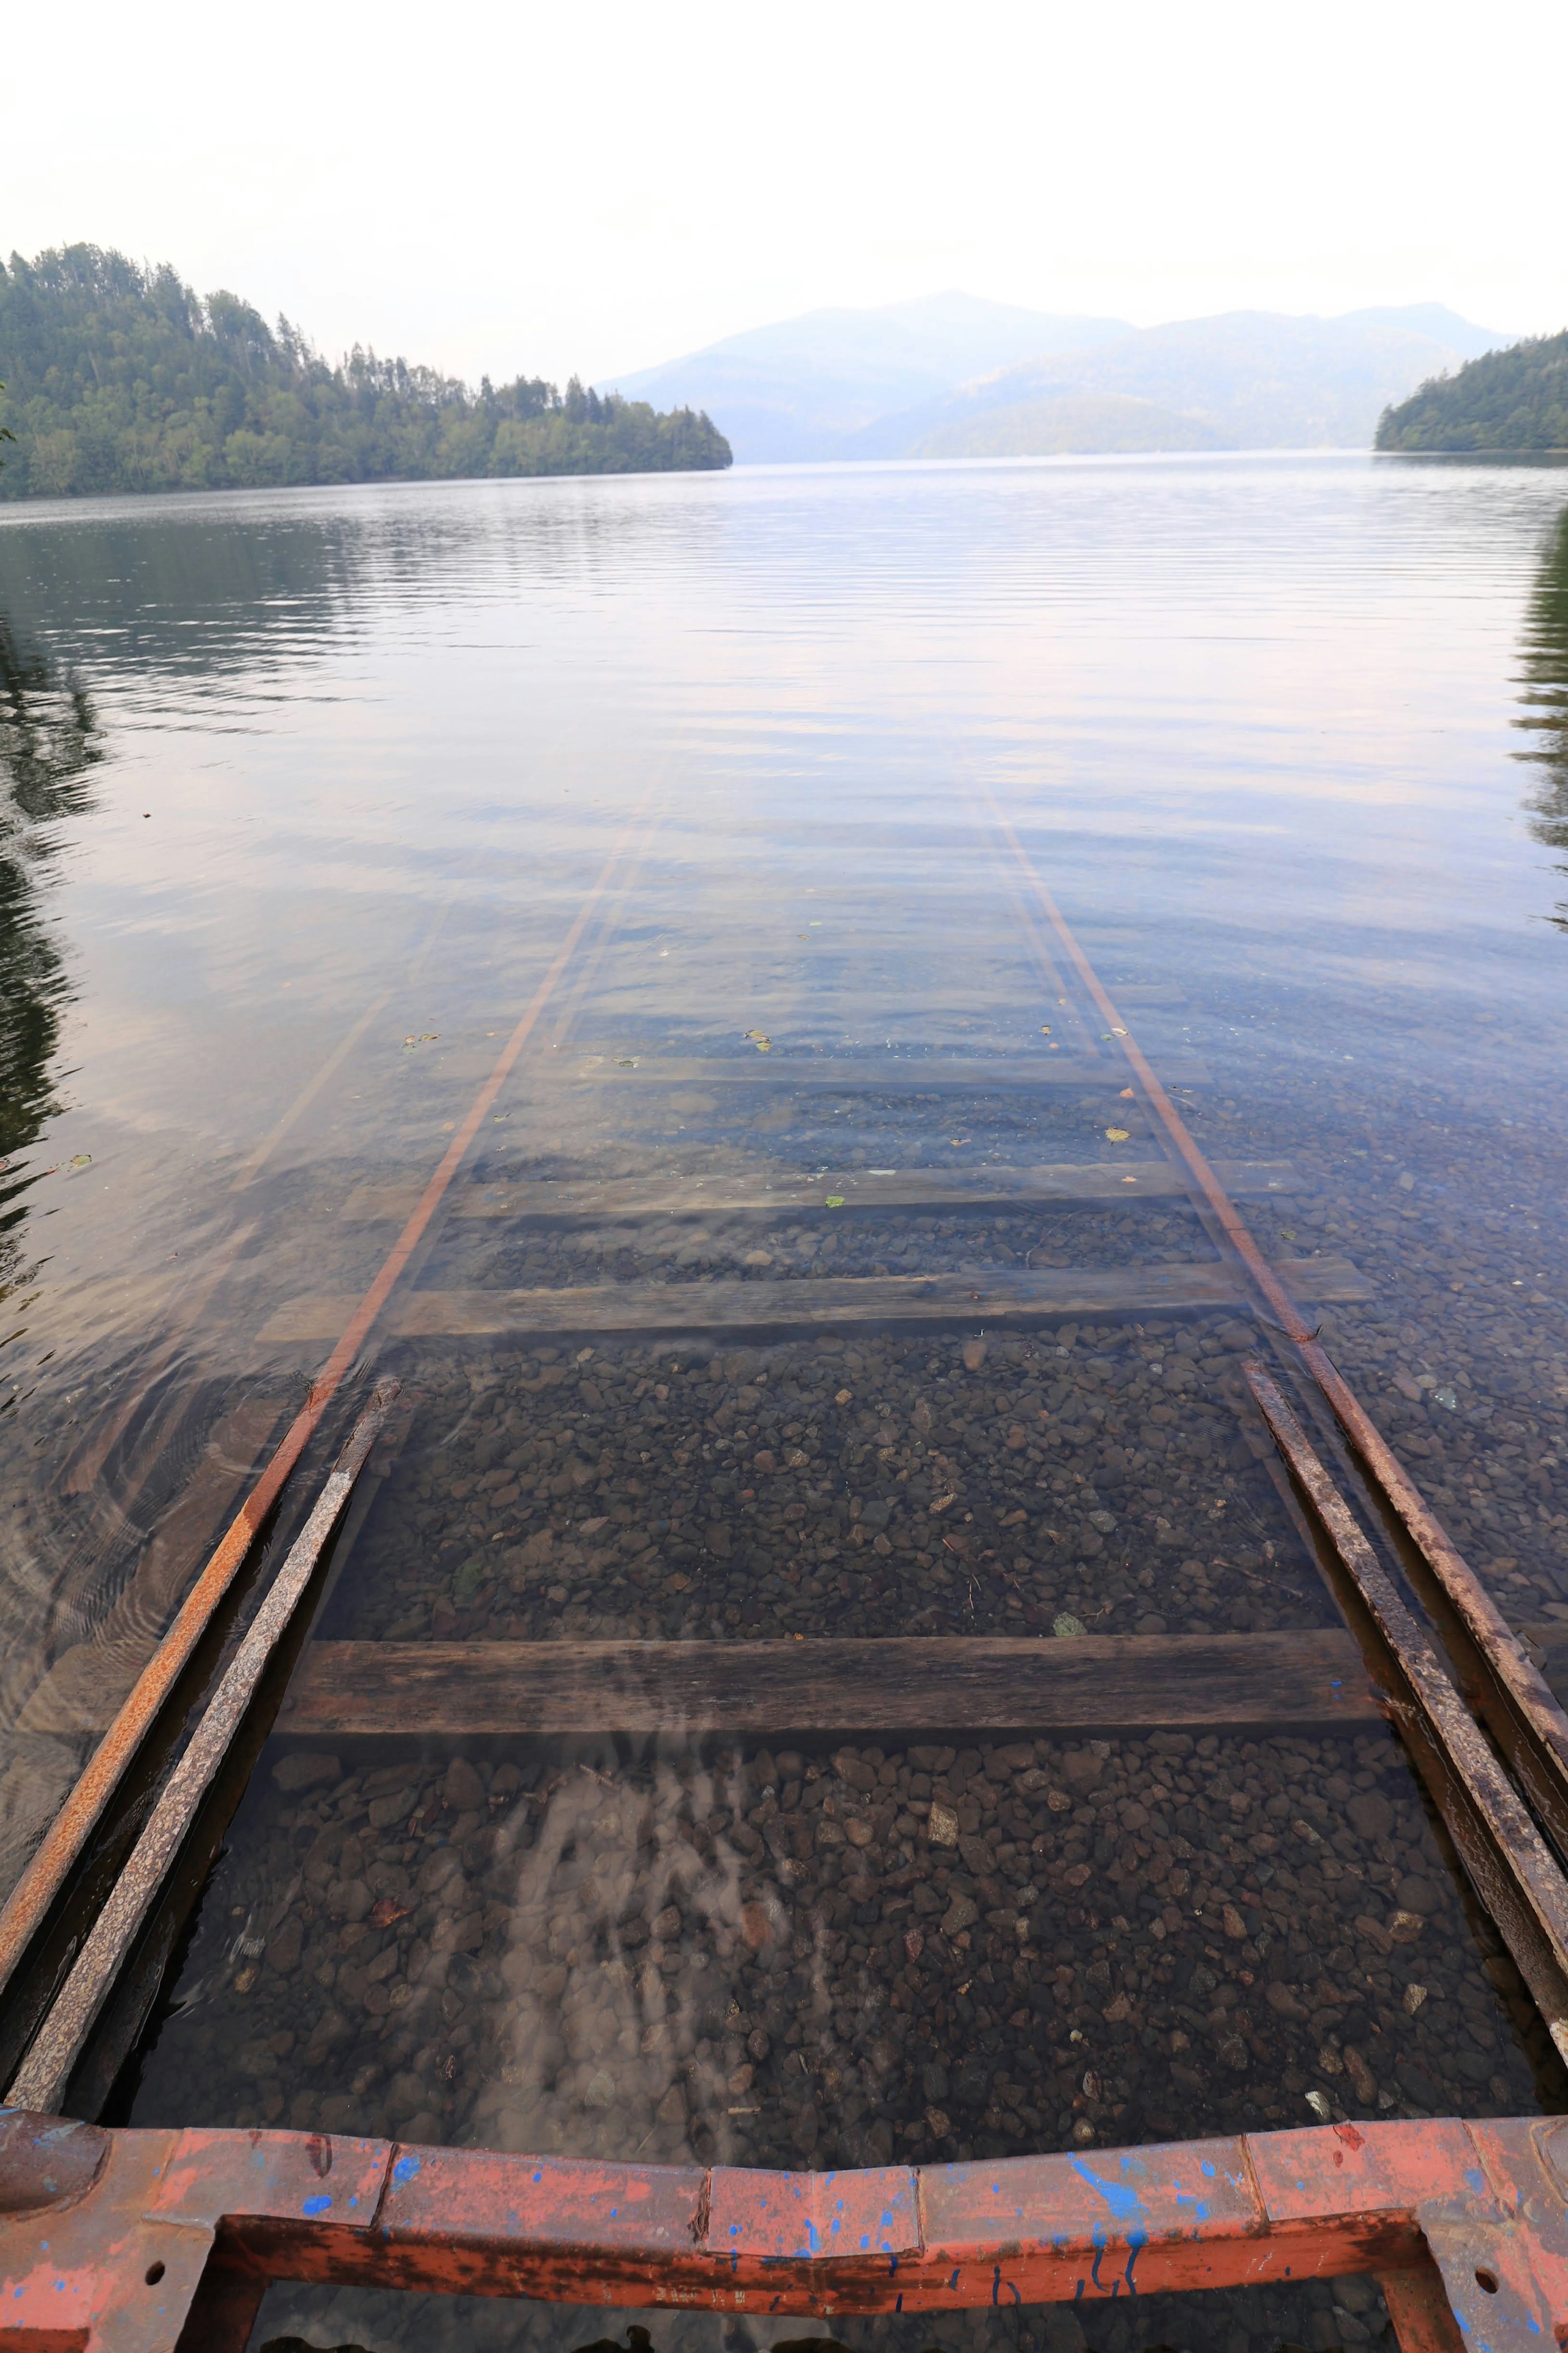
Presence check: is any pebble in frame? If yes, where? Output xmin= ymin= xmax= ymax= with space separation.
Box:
xmin=325 ymin=1319 xmax=1335 ymax=1657
xmin=131 ymin=1725 xmax=1553 ymax=2185
xmin=251 ymin=2270 xmax=1399 ymax=2353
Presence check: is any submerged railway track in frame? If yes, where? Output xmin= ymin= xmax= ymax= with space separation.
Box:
xmin=5 ymin=798 xmax=1568 ymax=2352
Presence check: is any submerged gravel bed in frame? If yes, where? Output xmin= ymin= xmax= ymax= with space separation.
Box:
xmin=444 ymin=1204 xmax=1217 ymax=1290
xmin=133 ymin=1728 xmax=1552 ymax=2174
xmin=324 ymin=1323 xmax=1327 ymax=1646
xmin=250 ymin=2273 xmax=1395 ymax=2353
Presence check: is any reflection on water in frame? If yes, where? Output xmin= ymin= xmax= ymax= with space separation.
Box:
xmin=1 ymin=459 xmax=1568 ymax=2228
xmin=134 ymin=1721 xmax=1545 ymax=2165
xmin=1517 ymin=506 xmax=1568 ymax=930
xmin=0 ymin=615 xmax=100 ymax=1226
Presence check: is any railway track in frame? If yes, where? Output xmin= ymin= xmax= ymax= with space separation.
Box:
xmin=5 ymin=796 xmax=1568 ymax=2350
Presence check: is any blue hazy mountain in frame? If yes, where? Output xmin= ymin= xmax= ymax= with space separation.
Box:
xmin=610 ymin=292 xmax=1133 ymax=464
xmin=615 ymin=298 xmax=1506 ymax=464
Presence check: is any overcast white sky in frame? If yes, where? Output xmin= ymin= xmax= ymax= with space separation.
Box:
xmin=2 ymin=0 xmax=1563 ymax=389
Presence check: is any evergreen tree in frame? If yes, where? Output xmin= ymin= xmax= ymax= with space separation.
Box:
xmin=0 ymin=247 xmax=731 ymax=499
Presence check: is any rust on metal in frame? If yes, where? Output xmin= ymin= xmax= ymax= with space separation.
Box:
xmin=0 ymin=804 xmax=662 ymax=2033
xmin=4 ymin=2112 xmax=1568 ymax=2350
xmin=5 ymin=1382 xmax=399 ymax=2116
xmin=985 ymin=796 xmax=1568 ymax=1881
xmin=1247 ymin=1361 xmax=1568 ymax=2058
xmin=1301 ymin=1334 xmax=1568 ymax=1870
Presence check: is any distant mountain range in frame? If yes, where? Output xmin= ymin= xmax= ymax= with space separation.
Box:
xmin=613 ymin=294 xmax=1507 ymax=464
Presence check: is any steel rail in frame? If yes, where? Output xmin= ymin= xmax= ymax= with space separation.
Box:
xmin=5 ymin=2108 xmax=1568 ymax=2351
xmin=1247 ymin=1363 xmax=1568 ymax=2059
xmin=5 ymin=1383 xmax=399 ymax=2114
xmin=0 ymin=797 xmax=666 ymax=2025
xmin=983 ymin=791 xmax=1568 ymax=1870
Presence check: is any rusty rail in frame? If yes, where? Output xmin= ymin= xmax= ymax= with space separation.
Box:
xmin=986 ymin=796 xmax=1568 ymax=1873
xmin=4 ymin=2108 xmax=1568 ymax=2351
xmin=1247 ymin=1363 xmax=1568 ymax=2060
xmin=0 ymin=805 xmax=662 ymax=2043
xmin=5 ymin=1383 xmax=398 ymax=2116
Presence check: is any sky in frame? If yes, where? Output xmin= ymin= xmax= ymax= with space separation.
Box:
xmin=2 ymin=0 xmax=1564 ymax=390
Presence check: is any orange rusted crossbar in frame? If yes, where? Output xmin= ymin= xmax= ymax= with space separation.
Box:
xmin=5 ymin=2110 xmax=1568 ymax=2353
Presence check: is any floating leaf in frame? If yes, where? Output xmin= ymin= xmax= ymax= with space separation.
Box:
xmin=67 ymin=1153 xmax=92 ymax=1171
xmin=1105 ymin=1127 xmax=1130 ymax=1142
xmin=370 ymin=1896 xmax=411 ymax=1929
xmin=1053 ymin=1612 xmax=1088 ymax=1639
xmin=744 ymin=1030 xmax=772 ymax=1052
xmin=1119 ymin=1088 xmax=1134 ymax=1099
xmin=824 ymin=1194 xmax=845 ymax=1208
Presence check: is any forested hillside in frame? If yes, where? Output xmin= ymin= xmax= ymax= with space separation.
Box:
xmin=1376 ymin=331 xmax=1568 ymax=451
xmin=0 ymin=246 xmax=730 ymax=499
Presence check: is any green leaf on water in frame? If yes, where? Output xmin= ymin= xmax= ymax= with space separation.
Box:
xmin=1053 ymin=1612 xmax=1088 ymax=1639
xmin=825 ymin=1195 xmax=845 ymax=1208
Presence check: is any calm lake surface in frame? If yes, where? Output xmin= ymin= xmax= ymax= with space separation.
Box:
xmin=2 ymin=453 xmax=1568 ymax=2353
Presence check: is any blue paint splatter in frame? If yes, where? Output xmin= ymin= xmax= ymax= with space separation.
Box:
xmin=392 ymin=2155 xmax=421 ymax=2187
xmin=302 ymin=2195 xmax=332 ymax=2218
xmin=1069 ymin=2159 xmax=1144 ymax=2223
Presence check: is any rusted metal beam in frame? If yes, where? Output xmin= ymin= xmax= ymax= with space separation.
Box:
xmin=4 ymin=2110 xmax=1568 ymax=2351
xmin=1299 ymin=1336 xmax=1568 ymax=1872
xmin=1247 ymin=1362 xmax=1568 ymax=2062
xmin=0 ymin=812 xmax=660 ymax=2057
xmin=5 ymin=1383 xmax=398 ymax=2116
xmin=985 ymin=803 xmax=1568 ymax=1887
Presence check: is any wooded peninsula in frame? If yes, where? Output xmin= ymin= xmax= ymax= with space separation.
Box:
xmin=1376 ymin=330 xmax=1568 ymax=453
xmin=0 ymin=246 xmax=731 ymax=500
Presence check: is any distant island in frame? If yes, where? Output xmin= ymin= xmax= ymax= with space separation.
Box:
xmin=1376 ymin=331 xmax=1568 ymax=453
xmin=0 ymin=246 xmax=731 ymax=500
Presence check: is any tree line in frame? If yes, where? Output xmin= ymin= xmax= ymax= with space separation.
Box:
xmin=0 ymin=246 xmax=731 ymax=499
xmin=1377 ymin=330 xmax=1568 ymax=452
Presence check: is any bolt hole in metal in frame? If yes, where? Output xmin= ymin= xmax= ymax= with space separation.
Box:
xmin=145 ymin=2260 xmax=165 ymax=2285
xmin=1474 ymin=2268 xmax=1500 ymax=2295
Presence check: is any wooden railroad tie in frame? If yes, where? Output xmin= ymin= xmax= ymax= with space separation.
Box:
xmin=257 ymin=1254 xmax=1369 ymax=1345
xmin=555 ymin=1053 xmax=1213 ymax=1089
xmin=274 ymin=1629 xmax=1381 ymax=1741
xmin=340 ymin=1157 xmax=1304 ymax=1227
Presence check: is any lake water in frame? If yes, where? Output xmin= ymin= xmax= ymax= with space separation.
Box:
xmin=2 ymin=453 xmax=1567 ymax=2353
